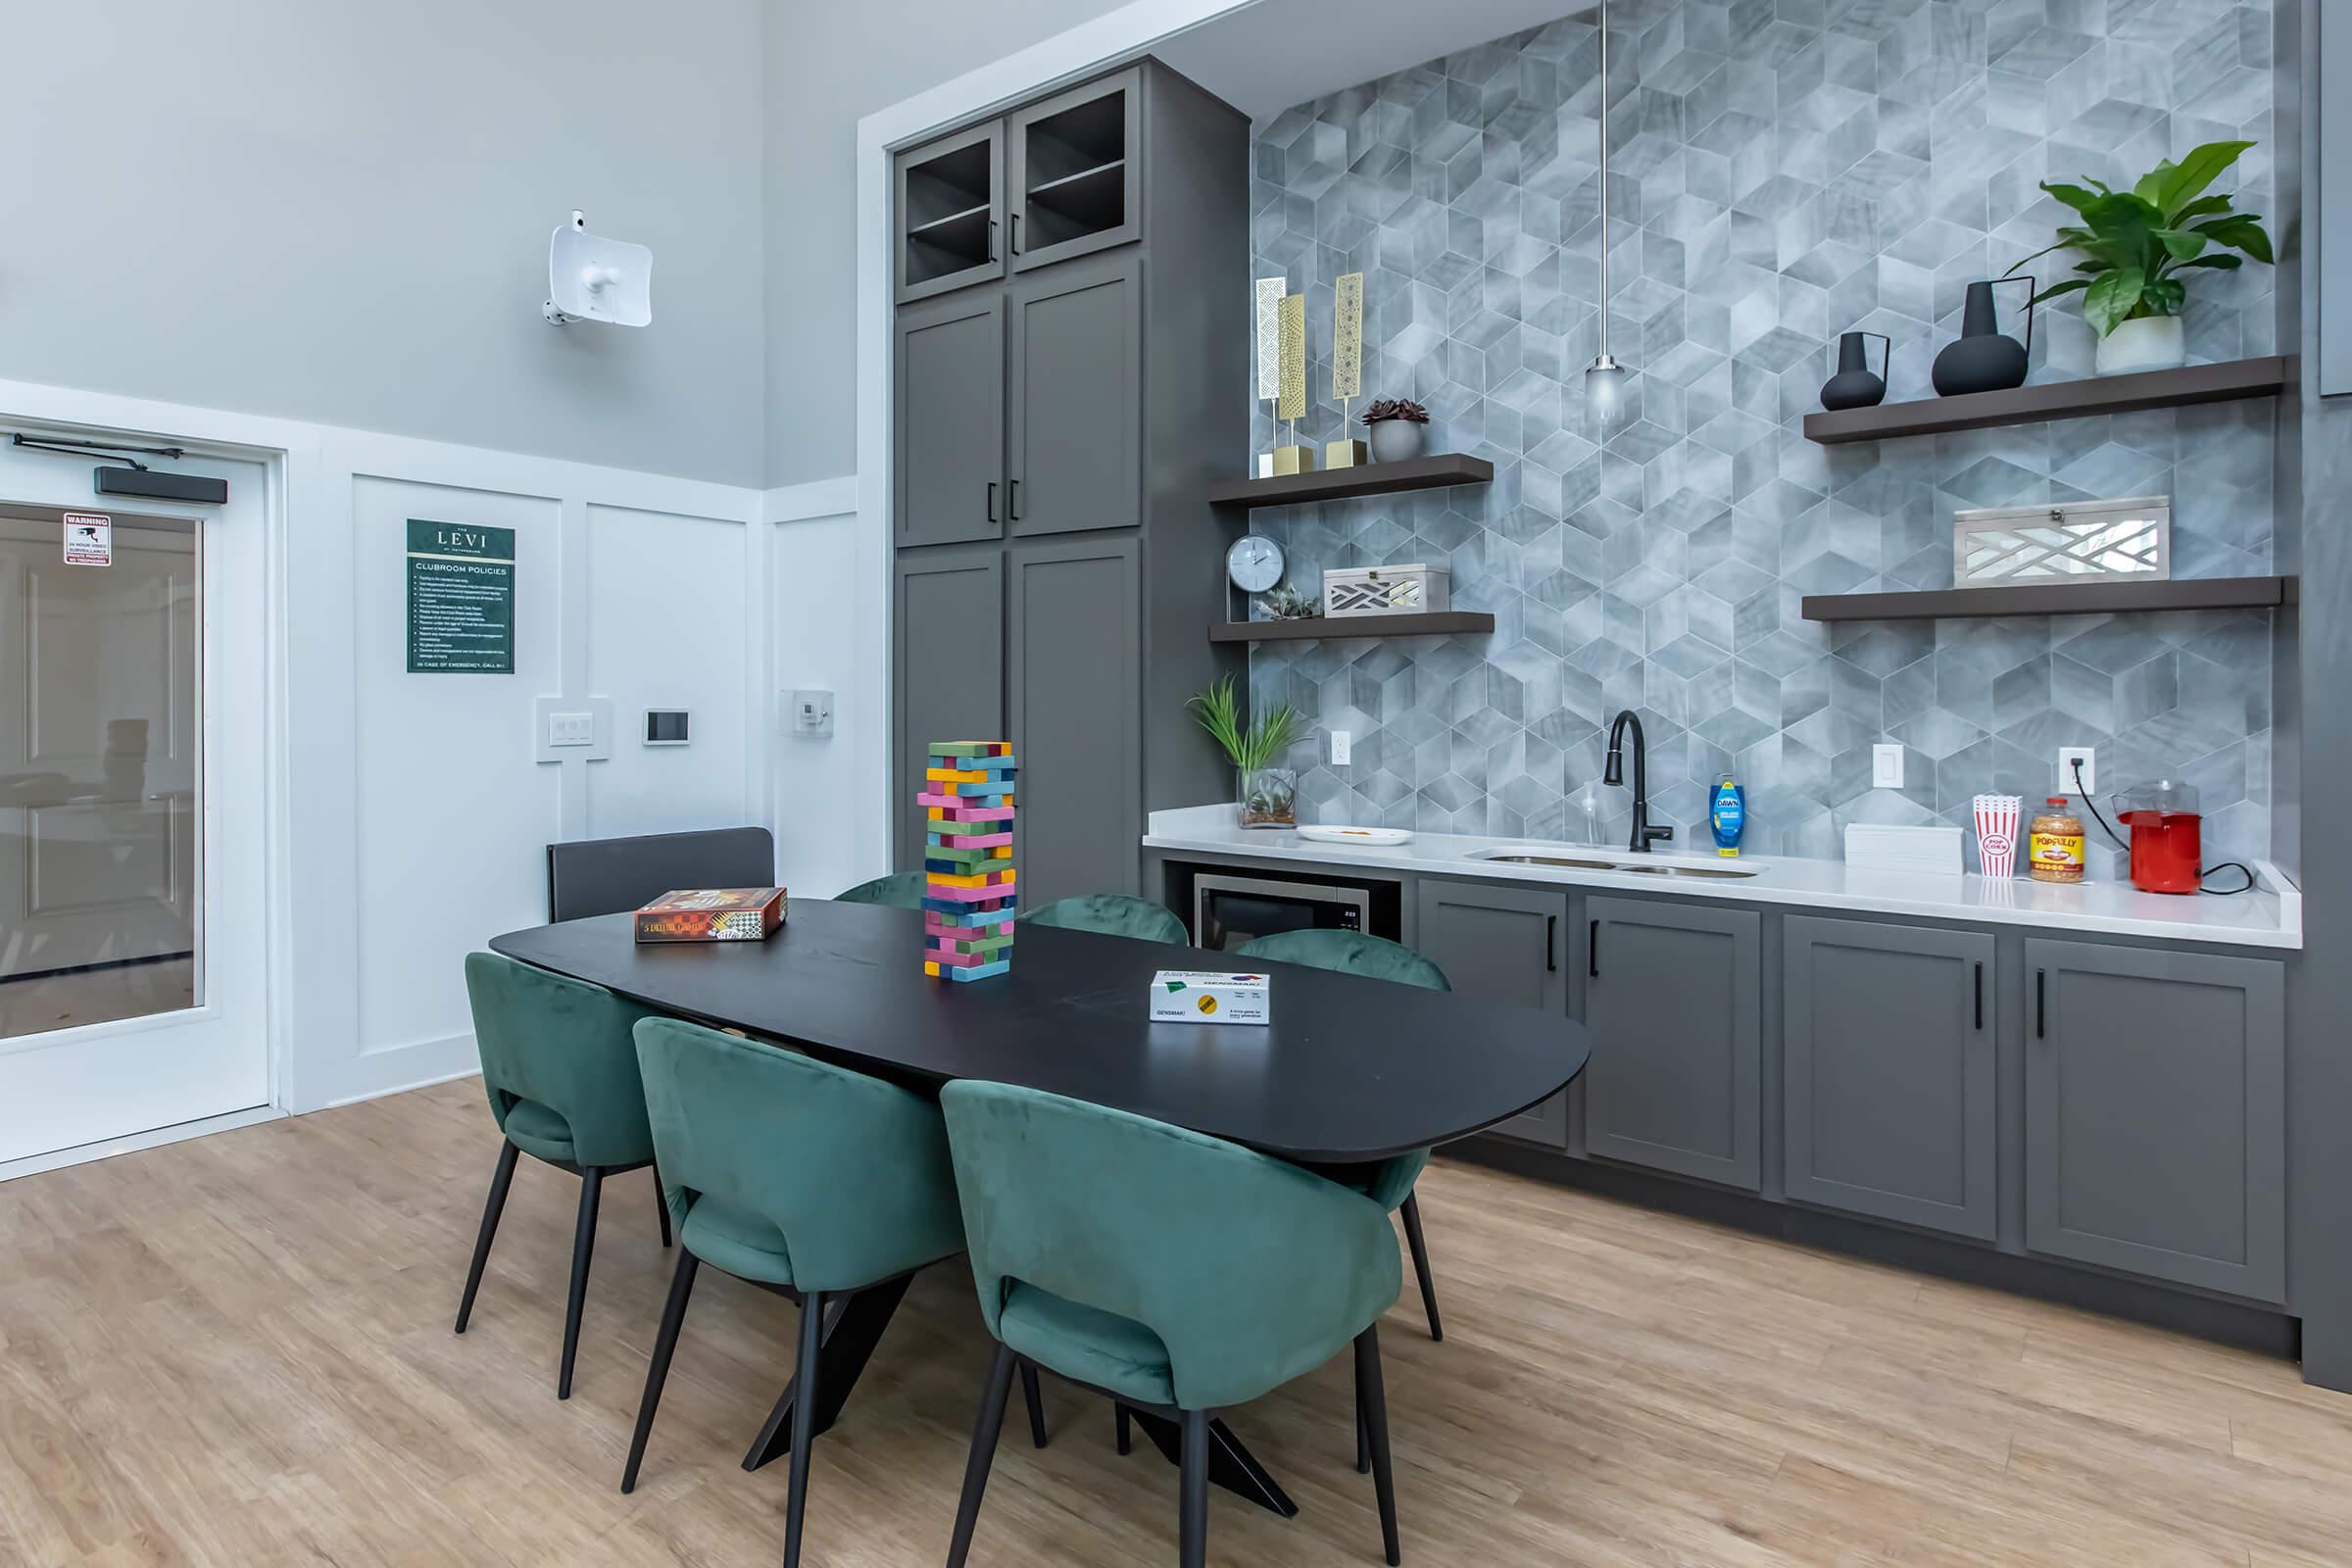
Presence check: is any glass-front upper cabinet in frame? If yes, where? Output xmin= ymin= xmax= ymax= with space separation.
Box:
xmin=1008 ymin=69 xmax=1141 ymax=273
xmin=897 ymin=121 xmax=1005 ymax=306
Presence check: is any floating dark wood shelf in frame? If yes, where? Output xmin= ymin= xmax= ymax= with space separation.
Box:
xmin=1208 ymin=612 xmax=1496 ymax=643
xmin=1800 ymin=575 xmax=2295 ymax=622
xmin=1204 ymin=454 xmax=1494 ymax=510
xmin=1802 ymin=356 xmax=2290 ymax=445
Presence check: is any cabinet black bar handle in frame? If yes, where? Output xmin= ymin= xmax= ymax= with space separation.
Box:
xmin=2035 ymin=969 xmax=2046 ymax=1039
xmin=1546 ymin=914 xmax=1557 ymax=972
xmin=987 ymin=218 xmax=999 ymax=262
xmin=1588 ymin=919 xmax=1598 ymax=979
xmin=1009 ymin=212 xmax=1021 ymax=254
xmin=1974 ymin=961 xmax=1984 ymax=1030
xmin=1009 ymin=478 xmax=1021 ymax=520
xmin=986 ymin=481 xmax=998 ymax=523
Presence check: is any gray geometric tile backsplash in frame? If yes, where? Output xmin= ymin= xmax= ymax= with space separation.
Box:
xmin=1246 ymin=0 xmax=2278 ymax=877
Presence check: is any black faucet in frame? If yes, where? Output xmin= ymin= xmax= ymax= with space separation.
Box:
xmin=1603 ymin=709 xmax=1675 ymax=854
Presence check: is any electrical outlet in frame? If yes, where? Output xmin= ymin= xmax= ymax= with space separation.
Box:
xmin=2058 ymin=746 xmax=2096 ymax=795
xmin=1872 ymin=742 xmax=1905 ymax=789
xmin=1330 ymin=729 xmax=1351 ymax=766
xmin=789 ymin=689 xmax=834 ymax=738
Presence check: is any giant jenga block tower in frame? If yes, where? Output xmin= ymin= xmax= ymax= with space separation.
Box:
xmin=919 ymin=741 xmax=1016 ymax=981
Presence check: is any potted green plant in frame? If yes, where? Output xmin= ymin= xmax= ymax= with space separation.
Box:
xmin=2006 ymin=140 xmax=2274 ymax=377
xmin=1362 ymin=397 xmax=1430 ymax=463
xmin=1186 ymin=675 xmax=1300 ymax=828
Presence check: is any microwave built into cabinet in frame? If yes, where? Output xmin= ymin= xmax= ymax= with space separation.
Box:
xmin=1192 ymin=872 xmax=1395 ymax=952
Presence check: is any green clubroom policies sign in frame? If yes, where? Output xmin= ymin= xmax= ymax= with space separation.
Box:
xmin=405 ymin=518 xmax=515 ymax=673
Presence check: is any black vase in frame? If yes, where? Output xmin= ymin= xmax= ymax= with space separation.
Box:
xmin=1933 ymin=277 xmax=2034 ymax=397
xmin=1820 ymin=330 xmax=1890 ymax=411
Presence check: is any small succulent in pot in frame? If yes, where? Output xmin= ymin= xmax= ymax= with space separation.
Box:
xmin=2005 ymin=140 xmax=2274 ymax=377
xmin=1361 ymin=397 xmax=1429 ymax=463
xmin=1258 ymin=583 xmax=1320 ymax=620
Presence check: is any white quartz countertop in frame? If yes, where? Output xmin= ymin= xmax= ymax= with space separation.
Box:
xmin=1144 ymin=805 xmax=2302 ymax=951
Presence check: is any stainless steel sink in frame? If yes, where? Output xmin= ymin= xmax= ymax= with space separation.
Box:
xmin=1620 ymin=863 xmax=1759 ymax=879
xmin=1468 ymin=847 xmax=1762 ymax=879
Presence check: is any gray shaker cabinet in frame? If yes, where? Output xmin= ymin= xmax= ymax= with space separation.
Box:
xmin=1784 ymin=918 xmax=1996 ymax=1241
xmin=2025 ymin=940 xmax=2286 ymax=1302
xmin=895 ymin=293 xmax=1004 ymax=547
xmin=1008 ymin=536 xmax=1142 ymax=904
xmin=893 ymin=546 xmax=1004 ymax=872
xmin=1007 ymin=254 xmax=1142 ymax=536
xmin=1413 ymin=881 xmax=1570 ymax=1147
xmin=1580 ymin=897 xmax=1762 ymax=1190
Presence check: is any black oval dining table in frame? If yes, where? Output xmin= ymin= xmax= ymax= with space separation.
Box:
xmin=490 ymin=898 xmax=1590 ymax=1512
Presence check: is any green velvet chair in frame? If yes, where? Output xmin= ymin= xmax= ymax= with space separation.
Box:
xmin=939 ymin=1081 xmax=1404 ymax=1568
xmin=619 ymin=1017 xmax=1044 ymax=1568
xmin=835 ymin=870 xmax=929 ymax=908
xmin=1020 ymin=893 xmax=1189 ymax=945
xmin=456 ymin=952 xmax=670 ymax=1400
xmin=1236 ymin=929 xmax=1451 ymax=1349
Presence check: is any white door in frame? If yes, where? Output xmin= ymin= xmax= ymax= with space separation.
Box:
xmin=0 ymin=440 xmax=270 ymax=1163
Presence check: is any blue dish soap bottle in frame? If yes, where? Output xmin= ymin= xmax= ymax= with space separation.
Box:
xmin=1709 ymin=773 xmax=1745 ymax=858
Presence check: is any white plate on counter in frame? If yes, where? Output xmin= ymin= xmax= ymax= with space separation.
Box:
xmin=1296 ymin=824 xmax=1415 ymax=847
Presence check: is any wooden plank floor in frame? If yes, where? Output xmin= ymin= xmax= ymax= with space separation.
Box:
xmin=3 ymin=1080 xmax=2348 ymax=1567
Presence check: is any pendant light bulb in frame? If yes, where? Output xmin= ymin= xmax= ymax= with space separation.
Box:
xmin=1584 ymin=0 xmax=1630 ymax=433
xmin=1585 ymin=353 xmax=1629 ymax=432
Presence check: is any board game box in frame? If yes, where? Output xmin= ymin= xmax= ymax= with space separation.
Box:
xmin=634 ymin=887 xmax=788 ymax=943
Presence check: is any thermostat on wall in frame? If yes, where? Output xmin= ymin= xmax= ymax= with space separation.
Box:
xmin=644 ymin=710 xmax=691 ymax=746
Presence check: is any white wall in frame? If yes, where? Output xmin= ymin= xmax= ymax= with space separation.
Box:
xmin=0 ymin=0 xmax=766 ymax=486
xmin=309 ymin=451 xmax=763 ymax=1107
xmin=765 ymin=480 xmax=867 ymax=897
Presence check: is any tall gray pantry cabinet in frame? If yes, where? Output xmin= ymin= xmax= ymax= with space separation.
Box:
xmin=890 ymin=62 xmax=1248 ymax=900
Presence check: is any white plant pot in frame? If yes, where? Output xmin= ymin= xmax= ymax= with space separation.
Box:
xmin=2096 ymin=316 xmax=2186 ymax=377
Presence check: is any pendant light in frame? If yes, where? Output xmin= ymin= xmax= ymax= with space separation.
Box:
xmin=1584 ymin=0 xmax=1631 ymax=433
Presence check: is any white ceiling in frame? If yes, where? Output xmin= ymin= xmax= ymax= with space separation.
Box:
xmin=1152 ymin=0 xmax=1590 ymax=122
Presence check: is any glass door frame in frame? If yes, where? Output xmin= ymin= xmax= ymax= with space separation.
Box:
xmin=0 ymin=426 xmax=277 ymax=1167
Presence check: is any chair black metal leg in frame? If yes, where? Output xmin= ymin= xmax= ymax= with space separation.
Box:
xmin=945 ymin=1343 xmax=1016 ymax=1568
xmin=619 ymin=1249 xmax=699 ymax=1494
xmin=454 ymin=1140 xmax=519 ymax=1334
xmin=1115 ymin=1403 xmax=1132 ymax=1455
xmin=558 ymin=1166 xmax=604 ymax=1400
xmin=1355 ymin=1356 xmax=1370 ymax=1474
xmin=782 ymin=1289 xmax=824 ymax=1568
xmin=1355 ymin=1324 xmax=1400 ymax=1566
xmin=1179 ymin=1407 xmax=1210 ymax=1568
xmin=1020 ymin=1361 xmax=1048 ymax=1448
xmin=1399 ymin=1190 xmax=1443 ymax=1343
xmin=652 ymin=1161 xmax=672 ymax=1249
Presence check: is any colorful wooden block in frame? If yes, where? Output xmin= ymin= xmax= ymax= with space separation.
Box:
xmin=927 ymin=867 xmax=1014 ymax=890
xmin=933 ymin=804 xmax=1015 ymax=822
xmin=923 ymin=896 xmax=1017 ymax=920
xmin=929 ymin=831 xmax=1013 ymax=852
xmin=916 ymin=789 xmax=1017 ymax=809
xmin=930 ymin=741 xmax=1010 ymax=758
xmin=941 ymin=958 xmax=1011 ymax=982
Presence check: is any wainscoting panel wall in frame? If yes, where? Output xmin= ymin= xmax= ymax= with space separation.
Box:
xmin=1246 ymin=0 xmax=2278 ymax=872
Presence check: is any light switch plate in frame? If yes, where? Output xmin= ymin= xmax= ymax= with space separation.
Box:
xmin=1330 ymin=728 xmax=1351 ymax=765
xmin=1872 ymin=742 xmax=1905 ymax=789
xmin=789 ymin=689 xmax=834 ymax=738
xmin=533 ymin=695 xmax=612 ymax=763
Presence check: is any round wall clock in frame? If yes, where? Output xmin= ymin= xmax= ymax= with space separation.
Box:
xmin=1226 ymin=534 xmax=1285 ymax=594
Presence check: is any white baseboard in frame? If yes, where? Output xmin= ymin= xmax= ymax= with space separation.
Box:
xmin=325 ymin=1064 xmax=481 ymax=1110
xmin=0 ymin=1104 xmax=284 ymax=1185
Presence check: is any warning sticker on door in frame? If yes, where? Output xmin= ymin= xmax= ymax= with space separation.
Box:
xmin=62 ymin=513 xmax=112 ymax=566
